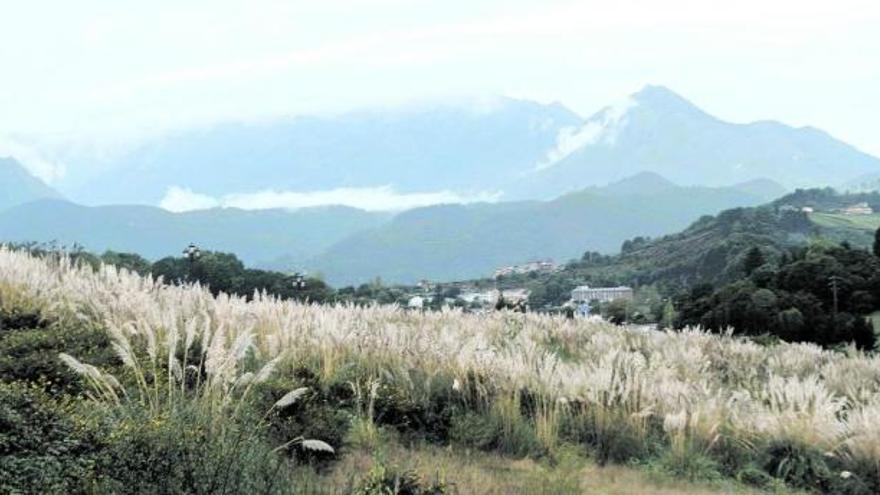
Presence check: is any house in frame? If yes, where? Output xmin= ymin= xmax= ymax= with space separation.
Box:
xmin=801 ymin=207 xmax=814 ymax=213
xmin=493 ymin=260 xmax=558 ymax=278
xmin=407 ymin=296 xmax=425 ymax=309
xmin=840 ymin=202 xmax=873 ymax=215
xmin=571 ymin=285 xmax=633 ymax=303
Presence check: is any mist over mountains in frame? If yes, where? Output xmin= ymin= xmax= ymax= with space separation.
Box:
xmin=47 ymin=85 xmax=880 ymax=208
xmin=2 ymin=85 xmax=880 ymax=285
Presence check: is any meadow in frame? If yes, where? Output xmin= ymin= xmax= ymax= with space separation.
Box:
xmin=1 ymin=246 xmax=879 ymax=493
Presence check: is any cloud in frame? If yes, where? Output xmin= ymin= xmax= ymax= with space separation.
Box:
xmin=159 ymin=186 xmax=220 ymax=212
xmin=159 ymin=185 xmax=501 ymax=213
xmin=0 ymin=137 xmax=66 ymax=183
xmin=535 ymin=97 xmax=636 ymax=170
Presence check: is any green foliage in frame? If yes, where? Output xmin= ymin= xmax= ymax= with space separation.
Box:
xmin=93 ymin=404 xmax=300 ymax=495
xmin=353 ymin=459 xmax=448 ymax=495
xmin=676 ymin=242 xmax=879 ymax=349
xmin=0 ymin=382 xmax=102 ymax=493
xmin=0 ymin=314 xmax=118 ymax=395
xmin=151 ymin=250 xmax=335 ymax=303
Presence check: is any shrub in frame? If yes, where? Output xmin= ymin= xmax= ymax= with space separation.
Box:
xmin=353 ymin=460 xmax=448 ymax=495
xmin=0 ymin=322 xmax=118 ymax=395
xmin=0 ymin=382 xmax=102 ymax=493
xmin=762 ymin=442 xmax=834 ymax=492
xmin=94 ymin=405 xmax=299 ymax=495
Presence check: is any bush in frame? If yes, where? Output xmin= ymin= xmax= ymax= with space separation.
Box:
xmin=94 ymin=405 xmax=299 ymax=495
xmin=0 ymin=320 xmax=118 ymax=395
xmin=255 ymin=372 xmax=351 ymax=465
xmin=0 ymin=382 xmax=102 ymax=493
xmin=761 ymin=442 xmax=834 ymax=492
xmin=353 ymin=460 xmax=448 ymax=495
xmin=449 ymin=412 xmax=499 ymax=451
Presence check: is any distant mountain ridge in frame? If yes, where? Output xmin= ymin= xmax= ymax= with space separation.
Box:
xmin=0 ymin=200 xmax=389 ymax=266
xmin=511 ymin=85 xmax=880 ymax=197
xmin=62 ymin=97 xmax=582 ymax=205
xmin=302 ymin=174 xmax=786 ymax=285
xmin=55 ymin=85 xmax=878 ymax=206
xmin=0 ymin=157 xmax=61 ymax=211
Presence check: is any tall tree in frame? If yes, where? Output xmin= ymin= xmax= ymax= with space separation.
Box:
xmin=742 ymin=247 xmax=765 ymax=276
xmin=873 ymin=226 xmax=880 ymax=258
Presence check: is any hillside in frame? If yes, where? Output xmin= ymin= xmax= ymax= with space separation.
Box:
xmin=0 ymin=200 xmax=389 ymax=266
xmin=306 ymin=174 xmax=785 ymax=285
xmin=511 ymin=85 xmax=880 ymax=197
xmin=0 ymin=247 xmax=875 ymax=494
xmin=503 ymin=189 xmax=880 ymax=309
xmin=0 ymin=156 xmax=62 ymax=211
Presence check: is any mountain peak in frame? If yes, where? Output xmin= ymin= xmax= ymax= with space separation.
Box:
xmin=604 ymin=171 xmax=678 ymax=196
xmin=631 ymin=85 xmax=704 ymax=116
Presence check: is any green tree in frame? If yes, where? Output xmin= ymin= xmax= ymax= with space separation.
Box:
xmin=873 ymin=226 xmax=880 ymax=257
xmin=742 ymin=246 xmax=765 ymax=276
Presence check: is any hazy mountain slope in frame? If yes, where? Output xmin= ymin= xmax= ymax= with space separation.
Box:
xmin=64 ymin=98 xmax=583 ymax=205
xmin=0 ymin=157 xmax=61 ymax=211
xmin=511 ymin=85 xmax=880 ymax=198
xmin=307 ymin=174 xmax=784 ymax=285
xmin=56 ymin=86 xmax=878 ymax=205
xmin=513 ymin=189 xmax=880 ymax=297
xmin=0 ymin=200 xmax=389 ymax=266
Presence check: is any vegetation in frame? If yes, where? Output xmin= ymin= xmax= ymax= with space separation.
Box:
xmin=1 ymin=247 xmax=879 ymax=493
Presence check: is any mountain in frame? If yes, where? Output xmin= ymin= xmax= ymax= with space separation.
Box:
xmin=0 ymin=157 xmax=61 ymax=211
xmin=62 ymin=98 xmax=583 ymax=205
xmin=510 ymin=85 xmax=880 ymax=198
xmin=304 ymin=174 xmax=785 ymax=285
xmin=507 ymin=188 xmax=880 ymax=306
xmin=0 ymin=200 xmax=389 ymax=266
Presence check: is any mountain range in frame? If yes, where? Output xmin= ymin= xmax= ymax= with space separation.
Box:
xmin=0 ymin=166 xmax=783 ymax=284
xmin=52 ymin=85 xmax=880 ymax=206
xmin=301 ymin=173 xmax=786 ymax=285
xmin=509 ymin=85 xmax=880 ymax=197
xmin=0 ymin=198 xmax=388 ymax=266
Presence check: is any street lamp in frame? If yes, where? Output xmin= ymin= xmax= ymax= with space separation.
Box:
xmin=183 ymin=244 xmax=201 ymax=281
xmin=183 ymin=243 xmax=201 ymax=261
xmin=292 ymin=273 xmax=307 ymax=290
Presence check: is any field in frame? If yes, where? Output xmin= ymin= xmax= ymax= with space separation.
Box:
xmin=809 ymin=212 xmax=880 ymax=231
xmin=2 ymin=247 xmax=879 ymax=493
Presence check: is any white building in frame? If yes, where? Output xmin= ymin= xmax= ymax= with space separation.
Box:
xmin=840 ymin=202 xmax=873 ymax=216
xmin=571 ymin=285 xmax=633 ymax=303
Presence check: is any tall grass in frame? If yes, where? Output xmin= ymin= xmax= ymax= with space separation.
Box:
xmin=3 ymin=247 xmax=880 ymax=487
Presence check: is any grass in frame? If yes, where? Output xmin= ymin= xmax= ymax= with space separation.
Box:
xmin=3 ymin=247 xmax=880 ymax=493
xmin=808 ymin=212 xmax=880 ymax=231
xmin=297 ymin=441 xmax=790 ymax=495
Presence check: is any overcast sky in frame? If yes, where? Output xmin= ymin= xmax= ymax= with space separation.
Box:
xmin=1 ymin=0 xmax=879 ymax=182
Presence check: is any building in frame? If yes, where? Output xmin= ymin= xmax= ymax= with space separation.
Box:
xmin=458 ymin=288 xmax=530 ymax=307
xmin=493 ymin=260 xmax=558 ymax=278
xmin=840 ymin=202 xmax=873 ymax=216
xmin=571 ymin=285 xmax=633 ymax=304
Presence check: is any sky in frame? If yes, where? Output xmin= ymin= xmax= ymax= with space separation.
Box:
xmin=1 ymin=0 xmax=879 ymax=187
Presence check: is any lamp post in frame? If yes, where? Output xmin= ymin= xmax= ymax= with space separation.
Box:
xmin=183 ymin=243 xmax=201 ymax=281
xmin=292 ymin=273 xmax=306 ymax=291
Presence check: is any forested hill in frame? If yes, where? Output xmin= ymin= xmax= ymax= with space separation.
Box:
xmin=498 ymin=189 xmax=880 ymax=308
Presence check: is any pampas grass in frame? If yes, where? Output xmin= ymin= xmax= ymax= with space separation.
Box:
xmin=3 ymin=246 xmax=880 ymax=479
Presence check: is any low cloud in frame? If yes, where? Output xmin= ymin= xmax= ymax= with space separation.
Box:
xmin=535 ymin=97 xmax=636 ymax=171
xmin=160 ymin=185 xmax=501 ymax=213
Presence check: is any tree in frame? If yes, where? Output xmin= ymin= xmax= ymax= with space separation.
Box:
xmin=873 ymin=226 xmax=880 ymax=258
xmin=742 ymin=247 xmax=765 ymax=276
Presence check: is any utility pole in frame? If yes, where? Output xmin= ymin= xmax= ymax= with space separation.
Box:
xmin=829 ymin=275 xmax=842 ymax=317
